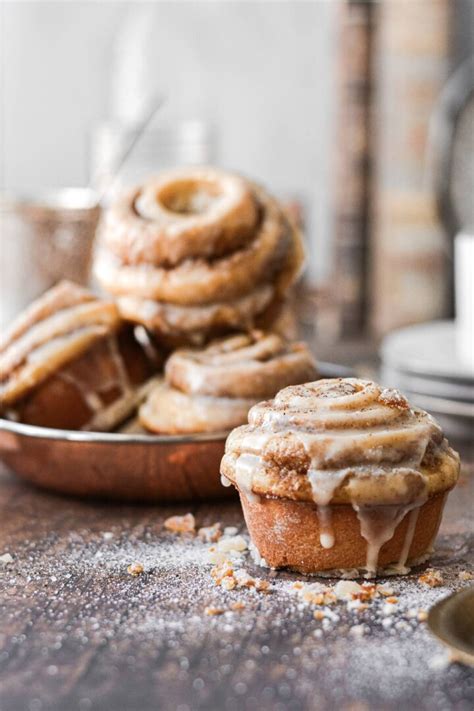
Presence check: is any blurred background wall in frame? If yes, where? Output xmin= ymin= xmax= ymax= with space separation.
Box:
xmin=0 ymin=0 xmax=338 ymax=284
xmin=1 ymin=0 xmax=473 ymax=338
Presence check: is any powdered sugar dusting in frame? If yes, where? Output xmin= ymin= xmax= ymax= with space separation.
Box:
xmin=1 ymin=492 xmax=473 ymax=709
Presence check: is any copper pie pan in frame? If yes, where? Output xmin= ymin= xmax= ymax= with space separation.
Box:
xmin=0 ymin=362 xmax=353 ymax=503
xmin=0 ymin=420 xmax=231 ymax=503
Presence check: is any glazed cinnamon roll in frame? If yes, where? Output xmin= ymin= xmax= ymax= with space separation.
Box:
xmin=221 ymin=378 xmax=460 ymax=577
xmin=139 ymin=331 xmax=317 ymax=434
xmin=0 ymin=281 xmax=157 ymax=431
xmin=93 ymin=168 xmax=304 ymax=346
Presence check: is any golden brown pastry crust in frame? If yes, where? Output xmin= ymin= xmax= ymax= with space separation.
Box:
xmin=239 ymin=490 xmax=448 ymax=575
xmin=115 ymin=286 xmax=275 ymax=346
xmin=166 ymin=332 xmax=317 ymax=399
xmin=139 ymin=331 xmax=317 ymax=435
xmin=94 ymin=188 xmax=295 ymax=305
xmin=221 ymin=378 xmax=459 ymax=506
xmin=139 ymin=381 xmax=255 ymax=435
xmin=0 ymin=281 xmax=156 ymax=431
xmin=221 ymin=445 xmax=459 ymax=506
xmin=100 ymin=167 xmax=258 ymax=266
xmin=12 ymin=329 xmax=156 ymax=431
xmin=93 ymin=169 xmax=305 ymax=345
xmin=221 ymin=377 xmax=460 ymax=576
xmin=0 ymin=281 xmax=121 ymax=406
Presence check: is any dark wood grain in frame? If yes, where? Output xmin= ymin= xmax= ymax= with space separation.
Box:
xmin=0 ymin=455 xmax=473 ymax=711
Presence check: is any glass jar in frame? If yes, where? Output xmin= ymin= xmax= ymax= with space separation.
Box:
xmin=0 ymin=189 xmax=100 ymax=328
xmin=89 ymin=120 xmax=216 ymax=202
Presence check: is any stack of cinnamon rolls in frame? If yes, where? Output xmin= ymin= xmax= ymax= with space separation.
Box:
xmin=1 ymin=167 xmax=316 ymax=435
xmin=94 ymin=167 xmax=304 ymax=347
xmin=0 ymin=166 xmax=460 ymax=576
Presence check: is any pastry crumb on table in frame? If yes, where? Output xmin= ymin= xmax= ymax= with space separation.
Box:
xmin=0 ymin=458 xmax=472 ymax=711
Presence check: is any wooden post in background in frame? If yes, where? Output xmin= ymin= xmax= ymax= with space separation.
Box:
xmin=331 ymin=0 xmax=375 ymax=338
xmin=369 ymin=0 xmax=452 ymax=336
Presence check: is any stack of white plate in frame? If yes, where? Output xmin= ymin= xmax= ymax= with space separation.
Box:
xmin=380 ymin=321 xmax=474 ymax=442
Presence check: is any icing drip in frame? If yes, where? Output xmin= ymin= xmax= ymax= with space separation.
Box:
xmin=55 ymin=336 xmax=151 ymax=432
xmin=234 ymin=453 xmax=261 ymax=503
xmin=220 ymin=474 xmax=232 ymax=488
xmin=353 ymin=502 xmax=422 ymax=577
xmin=107 ymin=337 xmax=131 ymax=396
xmin=396 ymin=506 xmax=420 ymax=573
xmin=316 ymin=506 xmax=335 ymax=549
xmin=225 ymin=378 xmax=449 ymax=573
xmin=307 ymin=469 xmax=349 ymax=550
xmin=57 ymin=372 xmax=103 ymax=414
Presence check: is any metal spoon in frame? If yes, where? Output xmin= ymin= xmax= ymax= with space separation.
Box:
xmin=428 ymin=586 xmax=474 ymax=667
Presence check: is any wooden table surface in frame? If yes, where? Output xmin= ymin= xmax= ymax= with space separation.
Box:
xmin=0 ymin=453 xmax=473 ymax=711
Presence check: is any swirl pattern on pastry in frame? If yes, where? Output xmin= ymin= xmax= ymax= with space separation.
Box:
xmin=0 ymin=281 xmax=157 ymax=432
xmin=93 ymin=168 xmax=304 ymax=343
xmin=95 ymin=184 xmax=296 ymax=304
xmin=221 ymin=378 xmax=459 ymax=507
xmin=0 ymin=281 xmax=121 ymax=406
xmin=101 ymin=168 xmax=258 ymax=265
xmin=139 ymin=331 xmax=317 ymax=434
xmin=115 ymin=285 xmax=274 ymax=344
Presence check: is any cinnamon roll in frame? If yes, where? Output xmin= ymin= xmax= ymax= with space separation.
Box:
xmin=93 ymin=168 xmax=304 ymax=346
xmin=0 ymin=281 xmax=157 ymax=431
xmin=221 ymin=378 xmax=460 ymax=577
xmin=139 ymin=331 xmax=317 ymax=435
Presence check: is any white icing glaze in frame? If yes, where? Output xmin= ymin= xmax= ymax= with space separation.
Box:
xmin=395 ymin=506 xmax=421 ymax=574
xmin=58 ymin=371 xmax=104 ymax=414
xmin=234 ymin=453 xmax=261 ymax=503
xmin=83 ymin=378 xmax=159 ymax=432
xmin=353 ymin=502 xmax=422 ymax=576
xmin=0 ymin=284 xmax=120 ymax=406
xmin=307 ymin=468 xmax=349 ymax=550
xmin=226 ymin=378 xmax=449 ymax=574
xmin=317 ymin=506 xmax=335 ymax=549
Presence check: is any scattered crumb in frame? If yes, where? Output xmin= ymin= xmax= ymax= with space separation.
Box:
xmin=385 ymin=596 xmax=399 ymax=604
xmin=230 ymin=601 xmax=246 ymax=612
xmin=211 ymin=560 xmax=234 ymax=584
xmin=102 ymin=532 xmax=114 ymax=541
xmin=0 ymin=553 xmax=13 ymax=566
xmin=164 ymin=513 xmax=196 ymax=535
xmin=224 ymin=526 xmax=238 ymax=536
xmin=458 ymin=570 xmax=473 ymax=581
xmin=211 ymin=560 xmax=271 ymax=595
xmin=216 ymin=535 xmax=247 ymax=553
xmin=418 ymin=569 xmax=444 ymax=588
xmin=356 ymin=583 xmax=377 ymax=601
xmin=376 ymin=583 xmax=394 ymax=596
xmin=255 ymin=579 xmax=271 ymax=593
xmin=334 ymin=580 xmax=362 ymax=600
xmin=207 ymin=534 xmax=248 ymax=564
xmin=347 ymin=600 xmax=369 ymax=613
xmin=1 ymin=500 xmax=471 ymax=711
xmin=198 ymin=523 xmax=222 ymax=543
xmin=127 ymin=562 xmax=144 ymax=576
xmin=221 ymin=576 xmax=237 ymax=591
